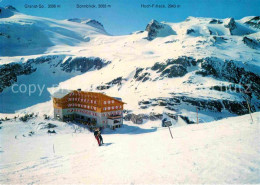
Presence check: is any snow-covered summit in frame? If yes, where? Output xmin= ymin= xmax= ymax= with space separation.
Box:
xmin=143 ymin=16 xmax=258 ymax=40
xmin=0 ymin=8 xmax=108 ymax=56
xmin=145 ymin=19 xmax=177 ymax=40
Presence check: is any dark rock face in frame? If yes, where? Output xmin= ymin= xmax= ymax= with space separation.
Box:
xmin=124 ymin=112 xmax=162 ymax=123
xmin=133 ymin=68 xmax=151 ymax=82
xmin=0 ymin=63 xmax=36 ymax=93
xmin=209 ymin=85 xmax=244 ymax=93
xmin=5 ymin=5 xmax=18 ymax=12
xmin=242 ymin=36 xmax=260 ymax=49
xmin=222 ymin=100 xmax=249 ymax=115
xmin=224 ymin=18 xmax=237 ymax=35
xmin=186 ymin=29 xmax=195 ymax=35
xmin=151 ymin=56 xmax=196 ymax=78
xmin=145 ymin=20 xmax=163 ymax=40
xmin=97 ymin=77 xmax=124 ymax=90
xmin=67 ymin=18 xmax=105 ymax=31
xmin=197 ymin=57 xmax=260 ymax=99
xmin=61 ymin=57 xmax=110 ymax=73
xmin=84 ymin=19 xmax=104 ymax=30
xmin=145 ymin=20 xmax=176 ymax=40
xmin=161 ymin=64 xmax=187 ymax=78
xmin=209 ymin=19 xmax=223 ymax=24
xmin=212 ymin=36 xmax=228 ymax=43
xmin=245 ymin=16 xmax=260 ymax=29
xmin=124 ymin=113 xmax=148 ymax=124
xmin=96 ymin=85 xmax=110 ymax=90
xmin=0 ymin=55 xmax=110 ymax=94
xmin=27 ymin=55 xmax=62 ymax=65
xmin=136 ymin=73 xmax=150 ymax=82
xmin=149 ymin=112 xmax=163 ymax=120
xmin=179 ymin=115 xmax=195 ymax=124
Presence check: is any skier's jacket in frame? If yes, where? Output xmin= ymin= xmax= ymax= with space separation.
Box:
xmin=94 ymin=130 xmax=99 ymax=137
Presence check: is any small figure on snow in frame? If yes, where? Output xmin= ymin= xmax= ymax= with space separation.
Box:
xmin=98 ymin=128 xmax=104 ymax=145
xmin=94 ymin=128 xmax=101 ymax=146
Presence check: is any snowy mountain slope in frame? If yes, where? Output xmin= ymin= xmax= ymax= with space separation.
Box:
xmin=0 ymin=55 xmax=110 ymax=112
xmin=0 ymin=7 xmax=259 ymax=123
xmin=0 ymin=6 xmax=108 ymax=56
xmin=0 ymin=112 xmax=259 ymax=184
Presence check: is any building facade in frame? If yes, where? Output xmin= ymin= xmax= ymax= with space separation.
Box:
xmin=52 ymin=89 xmax=125 ymax=129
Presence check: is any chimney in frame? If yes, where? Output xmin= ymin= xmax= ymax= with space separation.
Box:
xmin=77 ymin=88 xmax=81 ymax=91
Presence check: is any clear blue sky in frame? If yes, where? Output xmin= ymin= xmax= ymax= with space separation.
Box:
xmin=1 ymin=0 xmax=259 ymax=35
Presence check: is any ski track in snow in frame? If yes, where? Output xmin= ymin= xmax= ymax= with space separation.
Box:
xmin=0 ymin=113 xmax=259 ymax=184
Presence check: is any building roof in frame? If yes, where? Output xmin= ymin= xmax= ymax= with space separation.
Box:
xmin=52 ymin=89 xmax=125 ymax=104
xmin=51 ymin=89 xmax=73 ymax=99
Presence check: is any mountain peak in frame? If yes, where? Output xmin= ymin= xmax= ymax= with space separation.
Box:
xmin=145 ymin=19 xmax=176 ymax=40
xmin=5 ymin=5 xmax=18 ymax=12
xmin=0 ymin=6 xmax=18 ymax=18
xmin=67 ymin=18 xmax=105 ymax=31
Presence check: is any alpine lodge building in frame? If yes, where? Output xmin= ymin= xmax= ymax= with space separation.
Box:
xmin=52 ymin=89 xmax=125 ymax=129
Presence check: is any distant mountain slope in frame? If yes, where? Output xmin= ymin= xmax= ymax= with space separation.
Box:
xmin=0 ymin=7 xmax=259 ymax=123
xmin=0 ymin=6 xmax=108 ymax=56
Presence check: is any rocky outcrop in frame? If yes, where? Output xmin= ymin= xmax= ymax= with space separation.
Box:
xmin=197 ymin=57 xmax=260 ymax=99
xmin=0 ymin=55 xmax=111 ymax=93
xmin=5 ymin=5 xmax=18 ymax=12
xmin=245 ymin=16 xmax=260 ymax=29
xmin=161 ymin=64 xmax=187 ymax=78
xmin=212 ymin=36 xmax=228 ymax=43
xmin=151 ymin=56 xmax=196 ymax=78
xmin=134 ymin=68 xmax=150 ymax=82
xmin=179 ymin=115 xmax=195 ymax=124
xmin=67 ymin=18 xmax=105 ymax=31
xmin=61 ymin=57 xmax=110 ymax=73
xmin=209 ymin=19 xmax=223 ymax=24
xmin=209 ymin=85 xmax=244 ymax=93
xmin=242 ymin=36 xmax=260 ymax=49
xmin=145 ymin=20 xmax=176 ymax=40
xmin=124 ymin=112 xmax=162 ymax=123
xmin=186 ymin=29 xmax=195 ymax=35
xmin=96 ymin=77 xmax=125 ymax=90
xmin=141 ymin=95 xmax=251 ymax=116
xmin=124 ymin=113 xmax=148 ymax=124
xmin=0 ymin=63 xmax=36 ymax=93
xmin=224 ymin=18 xmax=237 ymax=35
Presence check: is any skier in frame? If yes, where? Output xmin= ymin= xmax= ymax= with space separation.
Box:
xmin=98 ymin=128 xmax=104 ymax=145
xmin=94 ymin=128 xmax=101 ymax=146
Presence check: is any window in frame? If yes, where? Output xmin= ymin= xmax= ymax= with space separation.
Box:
xmin=108 ymin=101 xmax=110 ymax=104
xmin=112 ymin=100 xmax=114 ymax=103
xmin=108 ymin=107 xmax=111 ymax=110
xmin=104 ymin=107 xmax=106 ymax=111
xmin=112 ymin=106 xmax=114 ymax=110
xmin=94 ymin=101 xmax=96 ymax=104
xmin=116 ymin=106 xmax=118 ymax=109
xmin=104 ymin=101 xmax=106 ymax=104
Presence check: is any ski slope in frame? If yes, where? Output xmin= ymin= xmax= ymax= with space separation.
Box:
xmin=0 ymin=113 xmax=259 ymax=184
